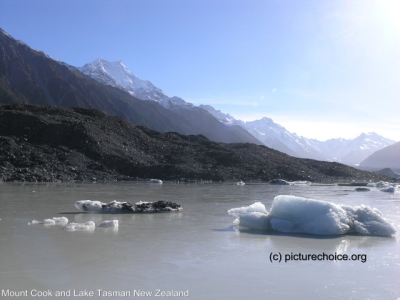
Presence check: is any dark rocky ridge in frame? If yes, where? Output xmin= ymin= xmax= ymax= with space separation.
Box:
xmin=0 ymin=104 xmax=390 ymax=183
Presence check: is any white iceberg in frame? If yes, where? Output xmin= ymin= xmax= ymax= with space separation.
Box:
xmin=380 ymin=186 xmax=398 ymax=193
xmin=98 ymin=220 xmax=119 ymax=228
xmin=75 ymin=200 xmax=105 ymax=212
xmin=64 ymin=221 xmax=96 ymax=232
xmin=28 ymin=217 xmax=69 ymax=226
xmin=269 ymin=196 xmax=351 ymax=235
xmin=149 ymin=179 xmax=163 ymax=184
xmin=228 ymin=195 xmax=396 ymax=236
xmin=228 ymin=202 xmax=269 ymax=230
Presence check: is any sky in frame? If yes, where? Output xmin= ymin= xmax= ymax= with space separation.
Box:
xmin=1 ymin=0 xmax=399 ymax=141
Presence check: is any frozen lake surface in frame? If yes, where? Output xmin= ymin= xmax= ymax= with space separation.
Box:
xmin=0 ymin=182 xmax=399 ymax=299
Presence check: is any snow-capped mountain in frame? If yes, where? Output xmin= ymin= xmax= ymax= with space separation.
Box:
xmin=331 ymin=132 xmax=396 ymax=165
xmin=79 ymin=58 xmax=167 ymax=102
xmin=79 ymin=58 xmax=195 ymax=110
xmin=76 ymin=58 xmax=259 ymax=144
xmin=78 ymin=58 xmax=396 ymax=166
xmin=200 ymin=105 xmax=396 ymax=165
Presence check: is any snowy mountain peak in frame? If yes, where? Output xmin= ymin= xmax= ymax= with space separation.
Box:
xmin=77 ymin=58 xmax=396 ymax=166
xmin=78 ymin=58 xmax=197 ymax=111
xmin=79 ymin=58 xmax=168 ymax=102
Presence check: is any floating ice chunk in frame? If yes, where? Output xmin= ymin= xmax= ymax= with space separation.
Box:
xmin=228 ymin=195 xmax=396 ymax=236
xmin=74 ymin=200 xmax=182 ymax=213
xmin=64 ymin=221 xmax=95 ymax=231
xmin=149 ymin=179 xmax=163 ymax=184
xmin=290 ymin=181 xmax=311 ymax=186
xmin=43 ymin=217 xmax=69 ymax=226
xmin=74 ymin=200 xmax=104 ymax=212
xmin=28 ymin=217 xmax=69 ymax=226
xmin=380 ymin=186 xmax=397 ymax=193
xmin=376 ymin=181 xmax=390 ymax=187
xmin=343 ymin=205 xmax=396 ymax=236
xmin=98 ymin=220 xmax=119 ymax=228
xmin=28 ymin=220 xmax=42 ymax=225
xmin=269 ymin=195 xmax=351 ymax=235
xmin=227 ymin=202 xmax=269 ymax=230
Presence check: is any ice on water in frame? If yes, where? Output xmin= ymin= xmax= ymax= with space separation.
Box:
xmin=65 ymin=221 xmax=96 ymax=232
xmin=98 ymin=220 xmax=119 ymax=228
xmin=228 ymin=195 xmax=396 ymax=236
xmin=269 ymin=195 xmax=351 ymax=235
xmin=28 ymin=217 xmax=69 ymax=226
xmin=75 ymin=200 xmax=105 ymax=212
xmin=228 ymin=202 xmax=269 ymax=230
xmin=28 ymin=215 xmax=118 ymax=231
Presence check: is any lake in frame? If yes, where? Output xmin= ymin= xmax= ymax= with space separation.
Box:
xmin=0 ymin=182 xmax=399 ymax=299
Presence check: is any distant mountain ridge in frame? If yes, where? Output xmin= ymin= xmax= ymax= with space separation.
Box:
xmin=199 ymin=104 xmax=396 ymax=165
xmin=359 ymin=141 xmax=400 ymax=170
xmin=0 ymin=28 xmax=260 ymax=145
xmin=78 ymin=58 xmax=198 ymax=111
xmin=0 ymin=27 xmax=395 ymax=165
xmin=77 ymin=57 xmax=396 ymax=166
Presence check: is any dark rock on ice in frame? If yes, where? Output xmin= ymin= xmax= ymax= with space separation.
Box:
xmin=75 ymin=200 xmax=182 ymax=213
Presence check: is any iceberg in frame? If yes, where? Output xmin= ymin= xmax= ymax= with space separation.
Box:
xmin=98 ymin=220 xmax=119 ymax=228
xmin=228 ymin=195 xmax=396 ymax=236
xmin=269 ymin=196 xmax=351 ymax=235
xmin=28 ymin=217 xmax=69 ymax=226
xmin=75 ymin=200 xmax=182 ymax=213
xmin=149 ymin=179 xmax=163 ymax=184
xmin=64 ymin=221 xmax=96 ymax=232
xmin=227 ymin=202 xmax=269 ymax=230
xmin=380 ymin=186 xmax=398 ymax=193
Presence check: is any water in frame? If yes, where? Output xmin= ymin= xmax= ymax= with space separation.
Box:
xmin=0 ymin=182 xmax=399 ymax=299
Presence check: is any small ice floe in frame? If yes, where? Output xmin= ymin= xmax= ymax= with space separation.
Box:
xmin=228 ymin=195 xmax=396 ymax=236
xmin=149 ymin=179 xmax=163 ymax=184
xmin=75 ymin=200 xmax=182 ymax=213
xmin=64 ymin=221 xmax=95 ymax=231
xmin=290 ymin=181 xmax=311 ymax=186
xmin=380 ymin=186 xmax=398 ymax=193
xmin=367 ymin=182 xmax=392 ymax=188
xmin=28 ymin=217 xmax=69 ymax=226
xmin=98 ymin=220 xmax=119 ymax=228
xmin=269 ymin=179 xmax=291 ymax=185
xmin=228 ymin=202 xmax=269 ymax=230
xmin=236 ymin=181 xmax=245 ymax=186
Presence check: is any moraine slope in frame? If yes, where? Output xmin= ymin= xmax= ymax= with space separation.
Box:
xmin=0 ymin=104 xmax=390 ymax=183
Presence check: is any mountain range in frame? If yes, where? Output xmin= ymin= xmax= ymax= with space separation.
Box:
xmin=0 ymin=29 xmax=259 ymax=145
xmin=0 ymin=28 xmax=396 ymax=169
xmin=78 ymin=57 xmax=396 ymax=166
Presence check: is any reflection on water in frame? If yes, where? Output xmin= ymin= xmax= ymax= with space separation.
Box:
xmin=0 ymin=182 xmax=399 ymax=299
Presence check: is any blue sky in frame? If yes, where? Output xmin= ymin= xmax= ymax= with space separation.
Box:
xmin=1 ymin=0 xmax=399 ymax=141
